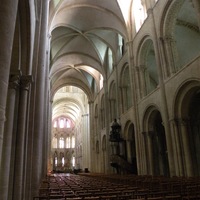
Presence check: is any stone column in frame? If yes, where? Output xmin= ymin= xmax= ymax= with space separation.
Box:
xmin=142 ymin=132 xmax=148 ymax=174
xmin=134 ymin=66 xmax=142 ymax=99
xmin=13 ymin=75 xmax=32 ymax=200
xmin=42 ymin=47 xmax=50 ymax=176
xmin=0 ymin=73 xmax=20 ymax=200
xmin=113 ymin=64 xmax=120 ymax=118
xmin=149 ymin=9 xmax=176 ymax=176
xmin=178 ymin=118 xmax=194 ymax=176
xmin=170 ymin=119 xmax=184 ymax=176
xmin=88 ymin=101 xmax=94 ymax=171
xmin=147 ymin=131 xmax=154 ymax=175
xmin=31 ymin=0 xmax=49 ymax=197
xmin=118 ymin=87 xmax=123 ymax=114
xmin=0 ymin=0 xmax=19 ymax=164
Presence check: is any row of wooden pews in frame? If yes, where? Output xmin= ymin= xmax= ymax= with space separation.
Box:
xmin=33 ymin=173 xmax=200 ymax=200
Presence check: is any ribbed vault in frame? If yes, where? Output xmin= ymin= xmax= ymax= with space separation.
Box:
xmin=49 ymin=0 xmax=128 ymax=124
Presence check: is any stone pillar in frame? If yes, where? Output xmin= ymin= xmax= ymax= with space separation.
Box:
xmin=149 ymin=9 xmax=176 ymax=176
xmin=118 ymin=87 xmax=123 ymax=114
xmin=0 ymin=73 xmax=20 ymax=200
xmin=88 ymin=101 xmax=94 ymax=171
xmin=147 ymin=131 xmax=154 ymax=175
xmin=13 ymin=75 xmax=32 ymax=200
xmin=169 ymin=119 xmax=184 ymax=176
xmin=142 ymin=132 xmax=148 ymax=174
xmin=113 ymin=64 xmax=120 ymax=118
xmin=82 ymin=113 xmax=90 ymax=170
xmin=134 ymin=66 xmax=142 ymax=99
xmin=178 ymin=119 xmax=194 ymax=176
xmin=0 ymin=0 xmax=19 ymax=164
xmin=31 ymin=0 xmax=49 ymax=197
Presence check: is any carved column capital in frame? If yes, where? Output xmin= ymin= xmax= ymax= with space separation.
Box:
xmin=133 ymin=66 xmax=140 ymax=73
xmin=139 ymin=65 xmax=147 ymax=72
xmin=20 ymin=75 xmax=33 ymax=91
xmin=9 ymin=74 xmax=20 ymax=90
xmin=88 ymin=100 xmax=94 ymax=105
xmin=163 ymin=36 xmax=175 ymax=43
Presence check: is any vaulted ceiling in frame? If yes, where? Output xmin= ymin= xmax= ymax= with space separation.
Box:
xmin=48 ymin=0 xmax=128 ymax=123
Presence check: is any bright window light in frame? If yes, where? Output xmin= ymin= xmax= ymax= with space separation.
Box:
xmin=66 ymin=120 xmax=71 ymax=128
xmin=72 ymin=156 xmax=75 ymax=167
xmin=62 ymin=157 xmax=65 ymax=167
xmin=53 ymin=120 xmax=57 ymax=128
xmin=59 ymin=137 xmax=64 ymax=148
xmin=72 ymin=136 xmax=75 ymax=148
xmin=55 ymin=157 xmax=57 ymax=166
xmin=66 ymin=137 xmax=70 ymax=148
xmin=134 ymin=0 xmax=147 ymax=32
xmin=59 ymin=118 xmax=64 ymax=128
xmin=100 ymin=74 xmax=103 ymax=90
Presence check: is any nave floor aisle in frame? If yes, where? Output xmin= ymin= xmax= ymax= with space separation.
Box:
xmin=33 ymin=173 xmax=200 ymax=200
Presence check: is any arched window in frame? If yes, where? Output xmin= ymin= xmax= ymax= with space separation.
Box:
xmin=139 ymin=39 xmax=159 ymax=96
xmin=134 ymin=0 xmax=147 ymax=32
xmin=72 ymin=136 xmax=75 ymax=148
xmin=55 ymin=157 xmax=58 ymax=166
xmin=66 ymin=137 xmax=70 ymax=148
xmin=61 ymin=157 xmax=65 ymax=167
xmin=59 ymin=137 xmax=64 ymax=148
xmin=118 ymin=34 xmax=123 ymax=58
xmin=66 ymin=120 xmax=71 ymax=128
xmin=72 ymin=156 xmax=75 ymax=167
xmin=108 ymin=48 xmax=113 ymax=74
xmin=99 ymin=74 xmax=103 ymax=90
xmin=53 ymin=120 xmax=57 ymax=128
xmin=121 ymin=65 xmax=132 ymax=112
xmin=59 ymin=118 xmax=64 ymax=128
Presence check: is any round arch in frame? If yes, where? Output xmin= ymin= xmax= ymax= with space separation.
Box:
xmin=137 ymin=37 xmax=159 ymax=96
xmin=173 ymin=79 xmax=200 ymax=176
xmin=124 ymin=120 xmax=138 ymax=174
xmin=143 ymin=105 xmax=169 ymax=176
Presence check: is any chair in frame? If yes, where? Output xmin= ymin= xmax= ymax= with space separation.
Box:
xmin=128 ymin=199 xmax=145 ymax=200
xmin=33 ymin=197 xmax=49 ymax=200
xmin=49 ymin=194 xmax=64 ymax=199
xmin=100 ymin=195 xmax=117 ymax=200
xmin=83 ymin=197 xmax=100 ymax=200
xmin=117 ymin=193 xmax=132 ymax=200
xmin=165 ymin=195 xmax=182 ymax=200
